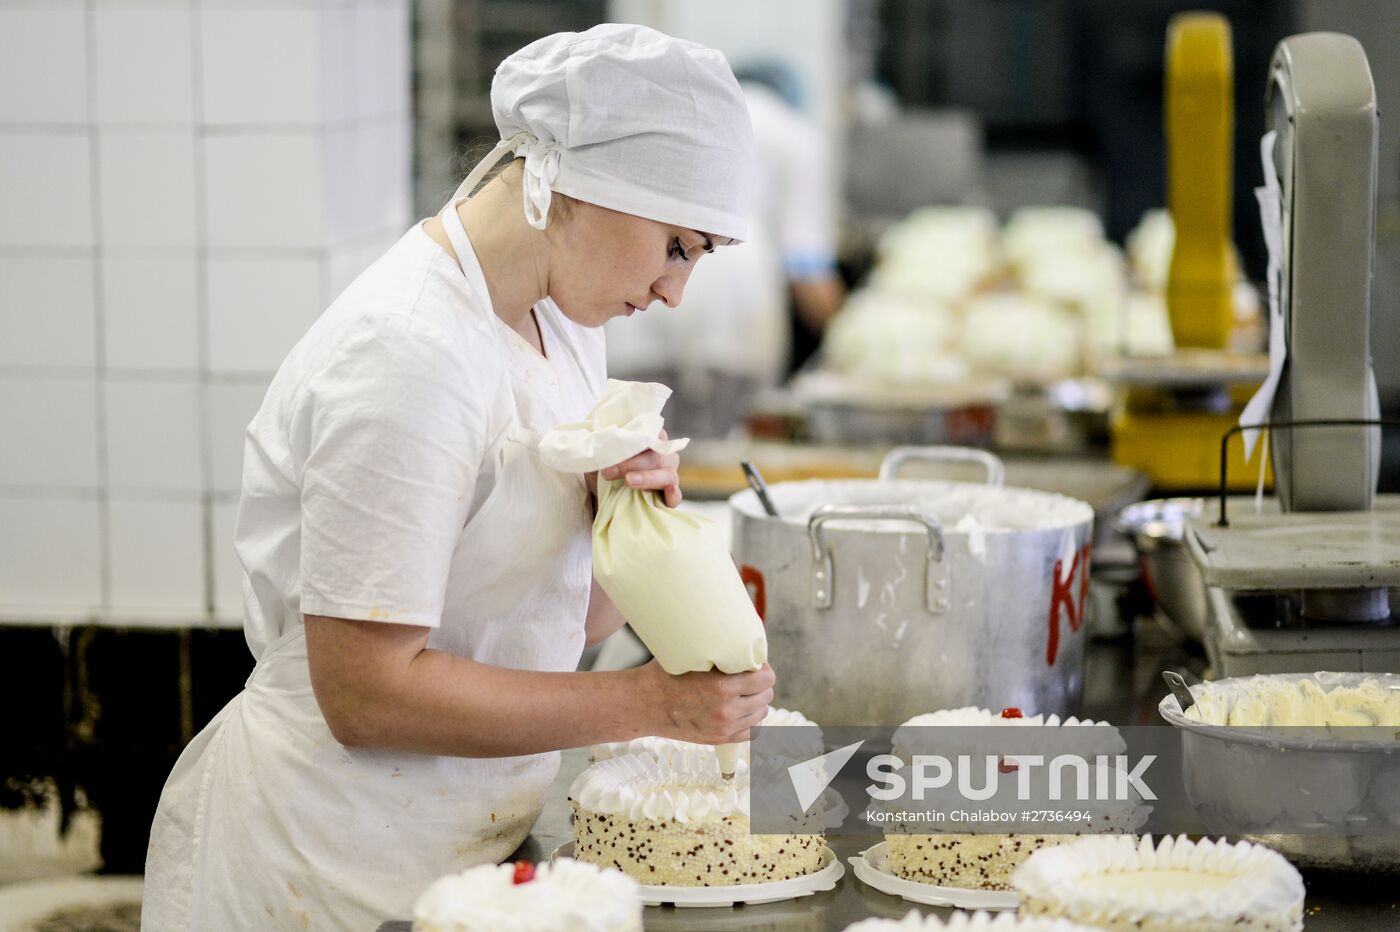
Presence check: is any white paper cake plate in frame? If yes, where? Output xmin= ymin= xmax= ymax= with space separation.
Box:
xmin=549 ymin=842 xmax=843 ymax=908
xmin=849 ymin=841 xmax=1019 ymax=910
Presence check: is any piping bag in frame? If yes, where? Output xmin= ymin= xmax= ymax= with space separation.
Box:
xmin=540 ymin=380 xmax=768 ymax=779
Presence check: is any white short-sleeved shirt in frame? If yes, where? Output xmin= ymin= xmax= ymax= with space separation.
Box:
xmin=143 ymin=213 xmax=608 ymax=930
xmin=240 ymin=221 xmax=606 ymax=653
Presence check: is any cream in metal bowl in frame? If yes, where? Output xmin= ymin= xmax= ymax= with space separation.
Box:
xmin=1159 ymin=672 xmax=1400 ymax=871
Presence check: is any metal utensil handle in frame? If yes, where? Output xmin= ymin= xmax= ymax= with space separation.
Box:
xmin=807 ymin=504 xmax=949 ymax=613
xmin=1215 ymin=418 xmax=1400 ymax=526
xmin=878 ymin=445 xmax=1006 ymax=486
xmin=740 ymin=459 xmax=779 ymax=517
xmin=1161 ymin=670 xmax=1197 ymax=714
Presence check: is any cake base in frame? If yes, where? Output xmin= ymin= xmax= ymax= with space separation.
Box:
xmin=885 ymin=834 xmax=1074 ymax=891
xmin=571 ymin=802 xmax=823 ymax=887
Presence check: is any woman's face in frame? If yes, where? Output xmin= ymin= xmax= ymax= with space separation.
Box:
xmin=547 ymin=200 xmax=716 ymax=328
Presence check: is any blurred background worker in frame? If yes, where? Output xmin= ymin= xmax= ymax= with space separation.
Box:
xmin=605 ymin=70 xmax=846 ymax=439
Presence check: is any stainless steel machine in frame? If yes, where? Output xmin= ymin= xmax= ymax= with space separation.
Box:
xmin=1185 ymin=33 xmax=1400 ymax=676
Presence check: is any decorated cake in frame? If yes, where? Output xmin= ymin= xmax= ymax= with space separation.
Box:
xmin=1012 ymin=834 xmax=1305 ymax=931
xmin=884 ymin=706 xmax=1134 ymax=891
xmin=569 ymin=748 xmax=825 ymax=886
xmin=843 ymin=909 xmax=1095 ymax=931
xmin=412 ymin=858 xmax=642 ymax=932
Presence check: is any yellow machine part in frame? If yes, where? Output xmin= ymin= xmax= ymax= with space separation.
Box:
xmin=1165 ymin=12 xmax=1235 ymax=349
xmin=1112 ymin=386 xmax=1273 ymax=491
xmin=1116 ymin=13 xmax=1260 ymax=490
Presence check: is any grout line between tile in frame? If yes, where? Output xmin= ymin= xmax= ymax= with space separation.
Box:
xmin=192 ymin=0 xmax=218 ymax=619
xmin=84 ymin=0 xmax=114 ymax=614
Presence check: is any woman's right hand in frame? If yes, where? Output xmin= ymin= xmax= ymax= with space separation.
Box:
xmin=631 ymin=660 xmax=776 ymax=745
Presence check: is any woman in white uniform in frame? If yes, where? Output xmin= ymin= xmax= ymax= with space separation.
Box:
xmin=142 ymin=25 xmax=773 ymax=930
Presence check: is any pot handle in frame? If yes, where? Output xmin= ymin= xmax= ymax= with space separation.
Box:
xmin=878 ymin=446 xmax=1005 ymax=487
xmin=807 ymin=505 xmax=949 ymax=613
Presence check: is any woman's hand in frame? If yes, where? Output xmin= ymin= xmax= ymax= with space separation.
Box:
xmin=630 ymin=660 xmax=775 ymax=745
xmin=596 ymin=428 xmax=683 ymax=507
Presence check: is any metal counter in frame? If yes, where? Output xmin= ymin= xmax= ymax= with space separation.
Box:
xmin=379 ymin=622 xmax=1400 ymax=930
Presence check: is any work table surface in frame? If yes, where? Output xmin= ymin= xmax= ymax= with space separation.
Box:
xmin=380 ymin=622 xmax=1400 ymax=930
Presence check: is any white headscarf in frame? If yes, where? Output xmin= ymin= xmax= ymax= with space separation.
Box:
xmin=449 ymin=24 xmax=758 ymax=242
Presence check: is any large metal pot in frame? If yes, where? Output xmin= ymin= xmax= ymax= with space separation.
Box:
xmin=730 ymin=447 xmax=1096 ymax=725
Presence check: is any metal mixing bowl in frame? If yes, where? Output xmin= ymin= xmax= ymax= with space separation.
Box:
xmin=1159 ymin=672 xmax=1400 ymax=871
xmin=1113 ymin=497 xmax=1208 ymax=642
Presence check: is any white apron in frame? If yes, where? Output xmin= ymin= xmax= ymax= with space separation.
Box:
xmin=143 ymin=200 xmax=601 ymax=930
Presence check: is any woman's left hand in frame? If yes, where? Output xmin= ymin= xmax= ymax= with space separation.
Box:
xmin=592 ymin=429 xmax=683 ymax=508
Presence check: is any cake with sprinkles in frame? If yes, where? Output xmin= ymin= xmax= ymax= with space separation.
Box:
xmin=1012 ymin=834 xmax=1304 ymax=931
xmin=569 ymin=748 xmax=825 ymax=886
xmin=412 ymin=857 xmax=642 ymax=931
xmin=883 ymin=706 xmax=1134 ymax=891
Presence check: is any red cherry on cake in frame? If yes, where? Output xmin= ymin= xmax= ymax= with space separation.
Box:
xmin=1000 ymin=707 xmax=1024 ymax=719
xmin=512 ymin=861 xmax=536 ymax=884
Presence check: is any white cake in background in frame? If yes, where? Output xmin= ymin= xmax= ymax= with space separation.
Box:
xmin=822 ymin=291 xmax=967 ymax=384
xmin=874 ymin=206 xmax=1001 ymax=304
xmin=1012 ymin=834 xmax=1304 ymax=931
xmin=1018 ymin=243 xmax=1126 ymax=319
xmin=844 ymin=909 xmax=1095 ymax=931
xmin=1001 ymin=206 xmax=1106 ymax=276
xmin=589 ymin=706 xmax=822 ymax=767
xmin=1126 ymin=209 xmax=1176 ymax=293
xmin=958 ymin=294 xmax=1082 ymax=381
xmin=412 ymin=858 xmax=642 ymax=932
xmin=885 ymin=706 xmax=1133 ymax=891
xmin=1084 ymin=291 xmax=1175 ymax=358
xmin=569 ymin=749 xmax=824 ymax=886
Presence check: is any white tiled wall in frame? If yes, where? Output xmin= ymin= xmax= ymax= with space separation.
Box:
xmin=1 ymin=256 xmax=97 ymax=368
xmin=0 ymin=377 xmax=102 ymax=489
xmin=0 ymin=0 xmax=412 ymax=627
xmin=209 ymin=500 xmax=243 ymax=623
xmin=98 ymin=131 xmax=201 ymax=247
xmin=93 ymin=9 xmax=195 ymax=126
xmin=101 ymin=254 xmax=201 ymax=371
xmin=103 ymin=379 xmax=204 ymax=493
xmin=0 ymin=498 xmax=104 ymax=618
xmin=203 ymin=383 xmax=267 ymax=494
xmin=0 ymin=133 xmax=96 ymax=248
xmin=106 ymin=497 xmax=207 ymax=619
xmin=0 ymin=7 xmax=89 ymax=125
xmin=205 ymin=254 xmax=326 ymax=373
